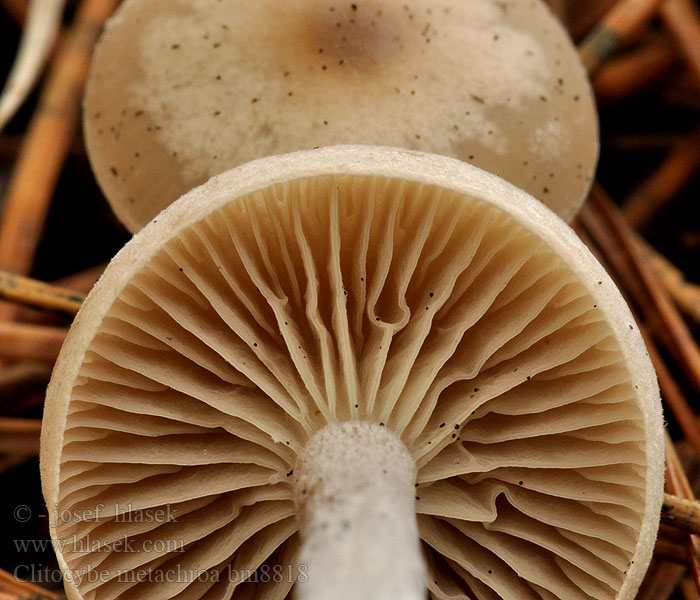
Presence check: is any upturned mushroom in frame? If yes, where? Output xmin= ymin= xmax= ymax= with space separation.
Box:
xmin=42 ymin=146 xmax=662 ymax=600
xmin=84 ymin=0 xmax=597 ymax=232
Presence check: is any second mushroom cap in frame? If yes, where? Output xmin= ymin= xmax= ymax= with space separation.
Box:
xmin=84 ymin=0 xmax=598 ymax=231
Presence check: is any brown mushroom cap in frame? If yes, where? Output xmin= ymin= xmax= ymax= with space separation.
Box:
xmin=42 ymin=146 xmax=660 ymax=600
xmin=84 ymin=0 xmax=598 ymax=232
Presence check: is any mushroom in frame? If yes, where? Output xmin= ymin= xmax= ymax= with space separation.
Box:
xmin=42 ymin=146 xmax=662 ymax=600
xmin=83 ymin=0 xmax=598 ymax=232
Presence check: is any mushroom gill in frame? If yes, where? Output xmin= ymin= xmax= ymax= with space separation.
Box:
xmin=41 ymin=147 xmax=662 ymax=600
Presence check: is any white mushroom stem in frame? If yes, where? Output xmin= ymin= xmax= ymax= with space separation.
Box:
xmin=294 ymin=421 xmax=426 ymax=600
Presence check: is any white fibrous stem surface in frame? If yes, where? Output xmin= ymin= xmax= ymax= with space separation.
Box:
xmin=295 ymin=421 xmax=425 ymax=600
